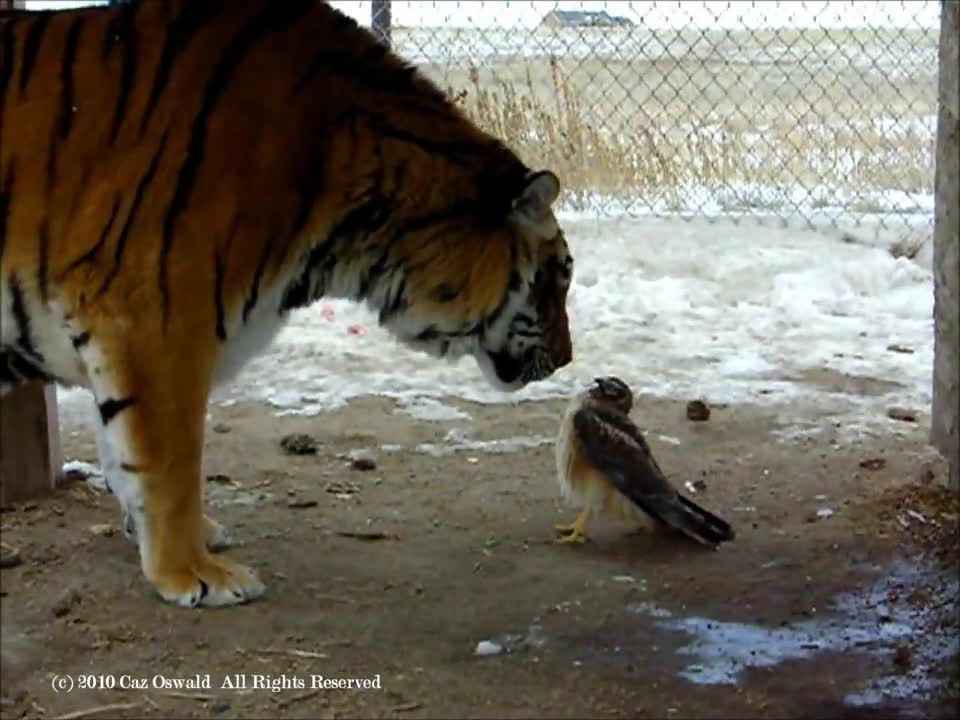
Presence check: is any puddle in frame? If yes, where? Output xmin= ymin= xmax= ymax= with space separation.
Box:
xmin=629 ymin=558 xmax=958 ymax=704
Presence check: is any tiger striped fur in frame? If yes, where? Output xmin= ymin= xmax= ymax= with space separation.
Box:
xmin=0 ymin=0 xmax=574 ymax=609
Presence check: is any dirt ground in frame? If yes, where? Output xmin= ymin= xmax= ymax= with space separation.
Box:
xmin=1 ymin=391 xmax=958 ymax=719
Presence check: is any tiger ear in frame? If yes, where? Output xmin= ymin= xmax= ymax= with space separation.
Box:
xmin=510 ymin=170 xmax=560 ymax=228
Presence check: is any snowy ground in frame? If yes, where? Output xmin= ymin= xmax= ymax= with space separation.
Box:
xmin=54 ymin=214 xmax=935 ymax=443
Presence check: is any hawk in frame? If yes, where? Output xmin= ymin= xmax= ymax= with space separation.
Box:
xmin=553 ymin=376 xmax=735 ymax=547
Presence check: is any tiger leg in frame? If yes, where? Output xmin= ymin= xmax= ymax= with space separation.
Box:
xmin=93 ymin=401 xmax=232 ymax=552
xmin=83 ymin=341 xmax=263 ymax=608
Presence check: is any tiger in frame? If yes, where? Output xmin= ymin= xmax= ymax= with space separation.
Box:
xmin=0 ymin=0 xmax=575 ymax=610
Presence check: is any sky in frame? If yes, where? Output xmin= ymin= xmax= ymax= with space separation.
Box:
xmin=25 ymin=1 xmax=942 ymax=30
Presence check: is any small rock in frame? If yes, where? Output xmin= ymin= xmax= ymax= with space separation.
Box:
xmin=89 ymin=523 xmax=115 ymax=537
xmin=209 ymin=701 xmax=231 ymax=715
xmin=206 ymin=474 xmax=233 ymax=484
xmin=287 ymin=499 xmax=318 ymax=509
xmin=347 ymin=448 xmax=377 ymax=471
xmin=686 ymin=400 xmax=710 ymax=422
xmin=474 ymin=640 xmax=503 ymax=656
xmin=892 ymin=646 xmax=912 ymax=672
xmin=693 ymin=479 xmax=707 ymax=492
xmin=280 ymin=433 xmax=318 ymax=455
xmin=52 ymin=588 xmax=82 ymax=618
xmin=886 ymin=407 xmax=917 ymax=423
xmin=351 ymin=457 xmax=376 ymax=472
xmin=886 ymin=344 xmax=914 ymax=354
xmin=816 ymin=508 xmax=834 ymax=519
xmin=859 ymin=457 xmax=886 ymax=471
xmin=0 ymin=543 xmax=22 ymax=569
xmin=212 ymin=423 xmax=231 ymax=434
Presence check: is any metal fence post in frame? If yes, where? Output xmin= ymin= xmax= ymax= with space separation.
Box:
xmin=372 ymin=0 xmax=391 ymax=47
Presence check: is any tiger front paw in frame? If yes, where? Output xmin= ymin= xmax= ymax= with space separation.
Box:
xmin=147 ymin=552 xmax=265 ymax=609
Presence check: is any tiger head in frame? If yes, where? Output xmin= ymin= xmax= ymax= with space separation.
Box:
xmin=381 ymin=169 xmax=574 ymax=392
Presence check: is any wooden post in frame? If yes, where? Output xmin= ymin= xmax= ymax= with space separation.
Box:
xmin=0 ymin=0 xmax=63 ymax=506
xmin=372 ymin=0 xmax=391 ymax=47
xmin=0 ymin=384 xmax=63 ymax=506
xmin=931 ymin=0 xmax=959 ymax=494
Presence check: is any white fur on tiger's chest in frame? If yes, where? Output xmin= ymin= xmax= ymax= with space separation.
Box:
xmin=212 ymin=277 xmax=294 ymax=387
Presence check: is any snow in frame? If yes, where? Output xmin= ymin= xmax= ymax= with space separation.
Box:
xmin=54 ymin=211 xmax=933 ymax=441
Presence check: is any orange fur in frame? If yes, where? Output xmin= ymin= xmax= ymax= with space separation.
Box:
xmin=0 ymin=0 xmax=574 ymax=609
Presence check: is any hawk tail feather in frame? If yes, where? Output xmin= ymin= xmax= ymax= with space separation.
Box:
xmin=638 ymin=493 xmax=736 ymax=548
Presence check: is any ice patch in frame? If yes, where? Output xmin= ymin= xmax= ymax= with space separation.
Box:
xmin=414 ymin=430 xmax=553 ymax=457
xmin=394 ymin=398 xmax=471 ymax=422
xmin=631 ymin=559 xmax=958 ymax=703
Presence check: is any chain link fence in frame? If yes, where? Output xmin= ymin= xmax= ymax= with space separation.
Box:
xmin=354 ymin=0 xmax=941 ymax=251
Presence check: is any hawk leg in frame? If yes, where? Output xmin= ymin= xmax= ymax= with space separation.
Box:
xmin=554 ymin=507 xmax=590 ymax=544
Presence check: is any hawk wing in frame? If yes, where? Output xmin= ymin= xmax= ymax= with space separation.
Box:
xmin=572 ymin=407 xmax=735 ymax=547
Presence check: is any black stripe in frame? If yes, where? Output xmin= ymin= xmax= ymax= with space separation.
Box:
xmin=18 ymin=12 xmax=50 ymax=98
xmin=71 ymin=332 xmax=91 ymax=349
xmin=0 ymin=161 xmax=14 ymax=265
xmin=429 ymin=283 xmax=462 ymax=303
xmin=98 ymin=396 xmax=136 ymax=425
xmin=57 ymin=16 xmax=84 ymax=140
xmin=98 ymin=132 xmax=168 ymax=298
xmin=1 ymin=349 xmax=50 ymax=383
xmin=366 ymin=116 xmax=485 ymax=165
xmin=8 ymin=275 xmax=35 ymax=356
xmin=213 ymin=249 xmax=226 ymax=341
xmin=106 ymin=3 xmax=138 ymax=145
xmin=242 ymin=243 xmax=272 ymax=323
xmin=158 ymin=0 xmax=314 ymax=328
xmin=62 ymin=192 xmax=121 ymax=275
xmin=138 ymin=0 xmax=222 ymax=138
xmin=37 ymin=220 xmax=49 ymax=303
xmin=279 ymin=240 xmax=336 ymax=312
xmin=379 ymin=277 xmax=407 ymax=324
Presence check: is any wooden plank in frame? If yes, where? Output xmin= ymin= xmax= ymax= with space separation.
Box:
xmin=932 ymin=0 xmax=959 ymax=494
xmin=0 ymin=384 xmax=63 ymax=506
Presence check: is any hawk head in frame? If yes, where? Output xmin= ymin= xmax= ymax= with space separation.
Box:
xmin=587 ymin=376 xmax=634 ymax=414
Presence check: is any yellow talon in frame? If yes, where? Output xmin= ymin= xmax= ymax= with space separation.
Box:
xmin=554 ymin=508 xmax=590 ymax=544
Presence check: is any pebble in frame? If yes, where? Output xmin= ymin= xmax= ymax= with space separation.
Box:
xmin=52 ymin=587 xmax=82 ymax=618
xmin=287 ymin=499 xmax=319 ymax=509
xmin=686 ymin=400 xmax=711 ymax=422
xmin=0 ymin=544 xmax=22 ymax=569
xmin=280 ymin=433 xmax=318 ymax=455
xmin=474 ymin=640 xmax=503 ymax=656
xmin=886 ymin=407 xmax=917 ymax=423
xmin=351 ymin=457 xmax=377 ymax=471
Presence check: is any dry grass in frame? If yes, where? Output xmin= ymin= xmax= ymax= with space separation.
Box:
xmin=443 ymin=57 xmax=935 ymax=213
xmin=407 ymin=27 xmax=939 ymax=214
